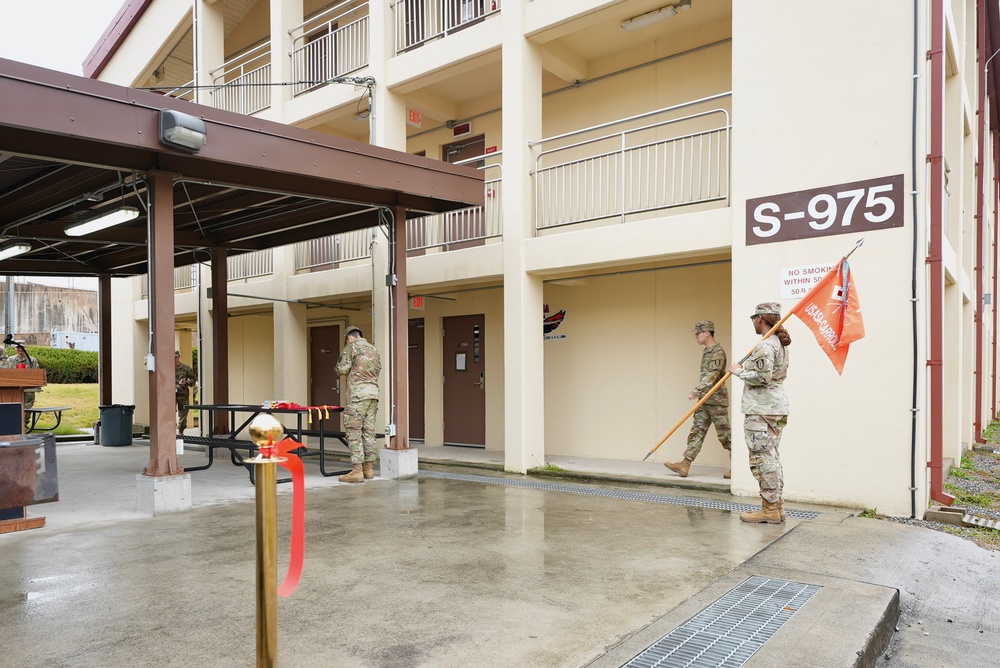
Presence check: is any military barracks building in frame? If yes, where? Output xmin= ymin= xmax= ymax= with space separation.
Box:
xmin=91 ymin=0 xmax=1000 ymax=518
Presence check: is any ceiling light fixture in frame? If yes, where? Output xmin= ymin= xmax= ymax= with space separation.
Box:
xmin=159 ymin=108 xmax=208 ymax=153
xmin=0 ymin=241 xmax=31 ymax=261
xmin=64 ymin=207 xmax=140 ymax=237
xmin=621 ymin=0 xmax=691 ymax=31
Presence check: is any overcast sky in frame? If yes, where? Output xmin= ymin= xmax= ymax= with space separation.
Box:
xmin=0 ymin=0 xmax=125 ymax=290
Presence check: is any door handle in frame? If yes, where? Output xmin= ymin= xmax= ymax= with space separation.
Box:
xmin=476 ymin=372 xmax=484 ymax=390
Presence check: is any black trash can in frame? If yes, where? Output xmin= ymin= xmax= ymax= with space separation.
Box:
xmin=98 ymin=405 xmax=135 ymax=446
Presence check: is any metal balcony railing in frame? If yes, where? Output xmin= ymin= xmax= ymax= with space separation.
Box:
xmin=140 ymin=265 xmax=196 ymax=297
xmin=532 ymin=93 xmax=732 ymax=231
xmin=294 ymin=228 xmax=373 ymax=271
xmin=394 ymin=0 xmax=501 ymax=54
xmin=291 ymin=1 xmax=370 ymax=96
xmin=227 ymin=249 xmax=273 ymax=281
xmin=407 ymin=155 xmax=502 ymax=252
xmin=164 ymin=80 xmax=195 ymax=102
xmin=210 ymin=43 xmax=271 ymax=115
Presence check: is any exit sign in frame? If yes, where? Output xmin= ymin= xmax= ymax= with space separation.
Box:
xmin=407 ymin=109 xmax=422 ymax=128
xmin=410 ymin=296 xmax=425 ymax=310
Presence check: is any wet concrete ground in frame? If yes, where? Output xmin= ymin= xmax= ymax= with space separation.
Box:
xmin=1 ymin=443 xmax=996 ymax=667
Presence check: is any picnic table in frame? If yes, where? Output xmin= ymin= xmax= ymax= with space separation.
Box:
xmin=180 ymin=404 xmax=352 ymax=483
xmin=25 ymin=406 xmax=72 ymax=433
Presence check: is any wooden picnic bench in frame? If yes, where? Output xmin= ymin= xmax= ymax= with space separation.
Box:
xmin=25 ymin=406 xmax=72 ymax=433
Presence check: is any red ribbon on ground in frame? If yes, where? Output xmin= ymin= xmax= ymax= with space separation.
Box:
xmin=275 ymin=437 xmax=306 ymax=597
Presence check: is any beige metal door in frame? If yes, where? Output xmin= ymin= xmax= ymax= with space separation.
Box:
xmin=409 ymin=319 xmax=425 ymax=439
xmin=310 ymin=325 xmax=342 ymax=428
xmin=443 ymin=314 xmax=485 ymax=446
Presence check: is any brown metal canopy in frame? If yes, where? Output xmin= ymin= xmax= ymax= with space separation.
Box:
xmin=0 ymin=57 xmax=482 ymax=481
xmin=0 ymin=58 xmax=482 ymax=276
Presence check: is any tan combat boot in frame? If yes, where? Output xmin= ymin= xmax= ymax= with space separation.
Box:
xmin=777 ymin=499 xmax=786 ymax=522
xmin=362 ymin=461 xmax=375 ymax=480
xmin=664 ymin=458 xmax=692 ymax=477
xmin=739 ymin=499 xmax=781 ymax=524
xmin=339 ymin=463 xmax=364 ymax=483
xmin=723 ymin=470 xmax=732 ymax=479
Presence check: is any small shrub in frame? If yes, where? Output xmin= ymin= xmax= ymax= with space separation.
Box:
xmin=4 ymin=346 xmax=98 ymax=383
xmin=858 ymin=508 xmax=880 ymax=519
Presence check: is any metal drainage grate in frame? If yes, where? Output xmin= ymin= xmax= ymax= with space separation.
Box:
xmin=623 ymin=576 xmax=821 ymax=668
xmin=419 ymin=470 xmax=820 ymax=519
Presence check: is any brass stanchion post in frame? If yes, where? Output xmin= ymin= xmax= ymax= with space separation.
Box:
xmin=248 ymin=414 xmax=286 ymax=668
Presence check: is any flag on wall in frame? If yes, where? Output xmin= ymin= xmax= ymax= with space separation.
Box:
xmin=790 ymin=259 xmax=865 ymax=374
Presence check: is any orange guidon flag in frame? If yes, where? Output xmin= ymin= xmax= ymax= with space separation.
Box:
xmin=790 ymin=258 xmax=865 ymax=374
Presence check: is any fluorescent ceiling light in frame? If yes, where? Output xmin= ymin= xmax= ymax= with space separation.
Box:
xmin=0 ymin=241 xmax=31 ymax=261
xmin=621 ymin=0 xmax=690 ymax=31
xmin=65 ymin=207 xmax=140 ymax=237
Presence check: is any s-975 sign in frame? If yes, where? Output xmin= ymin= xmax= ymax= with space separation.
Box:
xmin=746 ymin=174 xmax=904 ymax=245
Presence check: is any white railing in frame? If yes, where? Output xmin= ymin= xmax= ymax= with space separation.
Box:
xmin=140 ymin=265 xmax=196 ymax=297
xmin=165 ymin=80 xmax=195 ymax=102
xmin=394 ymin=0 xmax=501 ymax=54
xmin=294 ymin=228 xmax=373 ymax=271
xmin=407 ymin=155 xmax=502 ymax=251
xmin=291 ymin=2 xmax=370 ymax=96
xmin=211 ymin=43 xmax=271 ymax=115
xmin=532 ymin=93 xmax=731 ymax=230
xmin=227 ymin=249 xmax=273 ymax=281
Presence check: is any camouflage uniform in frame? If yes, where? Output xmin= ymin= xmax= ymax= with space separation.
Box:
xmin=5 ymin=350 xmax=40 ymax=409
xmin=175 ymin=358 xmax=196 ymax=431
xmin=335 ymin=330 xmax=381 ymax=464
xmin=685 ymin=341 xmax=731 ymax=460
xmin=735 ymin=333 xmax=789 ymax=504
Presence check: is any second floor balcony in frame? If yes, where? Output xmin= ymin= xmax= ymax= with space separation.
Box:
xmin=211 ymin=43 xmax=272 ymax=115
xmin=395 ymin=0 xmax=502 ymax=53
xmin=291 ymin=1 xmax=371 ymax=97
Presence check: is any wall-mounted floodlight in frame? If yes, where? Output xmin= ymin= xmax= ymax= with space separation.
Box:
xmin=159 ymin=108 xmax=207 ymax=153
xmin=0 ymin=241 xmax=31 ymax=261
xmin=65 ymin=207 xmax=140 ymax=237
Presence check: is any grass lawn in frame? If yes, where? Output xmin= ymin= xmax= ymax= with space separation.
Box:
xmin=33 ymin=383 xmax=100 ymax=436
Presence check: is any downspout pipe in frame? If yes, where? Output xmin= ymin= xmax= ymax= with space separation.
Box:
xmin=975 ymin=0 xmax=988 ymax=445
xmin=910 ymin=0 xmax=920 ymax=519
xmin=993 ymin=139 xmax=999 ymax=419
xmin=929 ymin=0 xmax=954 ymax=505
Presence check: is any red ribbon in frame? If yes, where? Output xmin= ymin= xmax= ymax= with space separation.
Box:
xmin=275 ymin=437 xmax=306 ymax=597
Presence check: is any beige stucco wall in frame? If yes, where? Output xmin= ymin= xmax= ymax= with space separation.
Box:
xmin=543 ymin=261 xmax=732 ymax=467
xmin=731 ymin=0 xmax=925 ymax=515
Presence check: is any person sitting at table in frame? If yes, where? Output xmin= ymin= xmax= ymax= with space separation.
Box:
xmin=5 ymin=343 xmax=41 ymax=417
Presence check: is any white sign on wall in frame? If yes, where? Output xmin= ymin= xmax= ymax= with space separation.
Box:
xmin=779 ymin=263 xmax=835 ymax=299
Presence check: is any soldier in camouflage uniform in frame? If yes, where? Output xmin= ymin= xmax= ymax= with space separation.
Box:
xmin=5 ymin=345 xmax=40 ymax=411
xmin=175 ymin=351 xmax=196 ymax=433
xmin=335 ymin=325 xmax=382 ymax=483
xmin=729 ymin=302 xmax=791 ymax=524
xmin=665 ymin=321 xmax=731 ymax=479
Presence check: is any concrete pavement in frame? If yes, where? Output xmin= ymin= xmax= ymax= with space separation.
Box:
xmin=1 ymin=441 xmax=996 ymax=667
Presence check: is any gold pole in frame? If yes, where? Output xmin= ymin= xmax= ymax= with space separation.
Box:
xmin=248 ymin=414 xmax=286 ymax=668
xmin=255 ymin=460 xmax=278 ymax=668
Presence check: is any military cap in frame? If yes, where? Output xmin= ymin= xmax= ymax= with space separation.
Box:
xmin=754 ymin=302 xmax=781 ymax=316
xmin=345 ymin=325 xmax=362 ymax=338
xmin=692 ymin=320 xmax=715 ymax=333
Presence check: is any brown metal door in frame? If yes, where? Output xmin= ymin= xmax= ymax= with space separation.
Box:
xmin=443 ymin=135 xmax=486 ymax=250
xmin=409 ymin=319 xmax=425 ymax=439
xmin=310 ymin=325 xmax=342 ymax=428
xmin=443 ymin=314 xmax=485 ymax=446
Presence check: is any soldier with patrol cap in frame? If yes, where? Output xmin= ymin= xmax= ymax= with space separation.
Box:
xmin=729 ymin=302 xmax=791 ymax=524
xmin=665 ymin=320 xmax=731 ymax=479
xmin=335 ymin=325 xmax=382 ymax=483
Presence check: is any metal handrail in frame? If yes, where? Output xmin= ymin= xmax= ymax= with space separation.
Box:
xmin=290 ymin=3 xmax=370 ymax=97
xmin=393 ymin=0 xmax=502 ymax=54
xmin=407 ymin=157 xmax=502 ymax=252
xmin=529 ymin=91 xmax=732 ymax=148
xmin=533 ymin=100 xmax=731 ymax=230
xmin=209 ymin=42 xmax=270 ymax=78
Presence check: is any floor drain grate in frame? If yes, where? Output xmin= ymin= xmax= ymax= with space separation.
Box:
xmin=419 ymin=470 xmax=820 ymax=519
xmin=623 ymin=576 xmax=821 ymax=668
